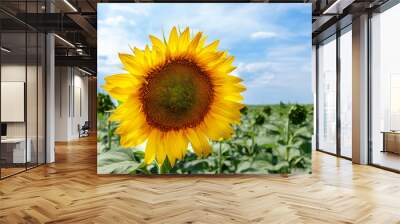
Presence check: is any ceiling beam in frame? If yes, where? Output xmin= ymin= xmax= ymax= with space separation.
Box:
xmin=323 ymin=0 xmax=356 ymax=14
xmin=11 ymin=13 xmax=82 ymax=32
xmin=67 ymin=14 xmax=97 ymax=36
xmin=55 ymin=55 xmax=96 ymax=74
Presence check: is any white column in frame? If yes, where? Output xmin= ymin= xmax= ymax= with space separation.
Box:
xmin=45 ymin=0 xmax=56 ymax=163
xmin=352 ymin=14 xmax=369 ymax=164
xmin=46 ymin=33 xmax=55 ymax=163
xmin=312 ymin=45 xmax=317 ymax=150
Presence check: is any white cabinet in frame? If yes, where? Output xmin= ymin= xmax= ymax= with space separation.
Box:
xmin=1 ymin=138 xmax=32 ymax=163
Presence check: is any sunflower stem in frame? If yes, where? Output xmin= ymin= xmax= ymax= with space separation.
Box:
xmin=218 ymin=142 xmax=223 ymax=174
xmin=160 ymin=159 xmax=172 ymax=174
xmin=107 ymin=119 xmax=112 ymax=150
xmin=286 ymin=118 xmax=291 ymax=162
xmin=157 ymin=164 xmax=161 ymax=174
xmin=286 ymin=118 xmax=290 ymax=144
xmin=251 ymin=126 xmax=256 ymax=155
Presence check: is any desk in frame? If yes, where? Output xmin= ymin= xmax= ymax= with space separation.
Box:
xmin=382 ymin=131 xmax=400 ymax=154
xmin=1 ymin=138 xmax=31 ymax=163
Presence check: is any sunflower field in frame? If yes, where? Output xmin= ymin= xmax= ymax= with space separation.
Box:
xmin=97 ymin=93 xmax=313 ymax=175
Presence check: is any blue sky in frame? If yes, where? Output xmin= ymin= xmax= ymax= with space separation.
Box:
xmin=97 ymin=3 xmax=312 ymax=104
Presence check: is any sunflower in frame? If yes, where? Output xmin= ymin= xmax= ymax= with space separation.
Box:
xmin=102 ymin=26 xmax=245 ymax=167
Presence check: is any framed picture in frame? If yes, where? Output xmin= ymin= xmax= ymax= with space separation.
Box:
xmin=97 ymin=3 xmax=312 ymax=175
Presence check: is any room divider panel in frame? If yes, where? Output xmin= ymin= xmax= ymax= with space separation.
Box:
xmin=0 ymin=0 xmax=46 ymax=179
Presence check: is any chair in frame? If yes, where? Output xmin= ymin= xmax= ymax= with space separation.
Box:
xmin=79 ymin=121 xmax=90 ymax=138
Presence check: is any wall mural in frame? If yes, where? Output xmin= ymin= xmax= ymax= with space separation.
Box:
xmin=97 ymin=3 xmax=313 ymax=175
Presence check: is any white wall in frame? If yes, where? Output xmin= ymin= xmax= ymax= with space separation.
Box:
xmin=370 ymin=4 xmax=400 ymax=157
xmin=1 ymin=63 xmax=46 ymax=164
xmin=72 ymin=73 xmax=89 ymax=138
xmin=1 ymin=65 xmax=40 ymax=137
xmin=312 ymin=45 xmax=316 ymax=150
xmin=55 ymin=66 xmax=69 ymax=141
xmin=1 ymin=65 xmax=26 ymax=140
xmin=55 ymin=67 xmax=89 ymax=141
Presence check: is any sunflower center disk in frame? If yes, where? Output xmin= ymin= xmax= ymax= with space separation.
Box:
xmin=141 ymin=61 xmax=213 ymax=131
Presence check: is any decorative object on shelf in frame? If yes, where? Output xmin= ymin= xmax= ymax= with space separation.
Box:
xmin=382 ymin=131 xmax=400 ymax=154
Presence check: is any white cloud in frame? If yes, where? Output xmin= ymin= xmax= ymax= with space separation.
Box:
xmin=99 ymin=15 xmax=136 ymax=26
xmin=250 ymin=31 xmax=277 ymax=39
xmin=99 ymin=3 xmax=152 ymax=15
xmin=98 ymin=15 xmax=126 ymax=26
xmin=97 ymin=24 xmax=145 ymax=78
xmin=97 ymin=4 xmax=312 ymax=104
xmin=131 ymin=4 xmax=285 ymax=49
xmin=235 ymin=43 xmax=311 ymax=91
xmin=236 ymin=62 xmax=271 ymax=74
xmin=246 ymin=73 xmax=275 ymax=87
xmin=266 ymin=44 xmax=310 ymax=59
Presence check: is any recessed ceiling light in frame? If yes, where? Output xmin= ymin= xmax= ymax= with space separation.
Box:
xmin=54 ymin=34 xmax=75 ymax=48
xmin=63 ymin=0 xmax=78 ymax=12
xmin=1 ymin=47 xmax=11 ymax=53
xmin=78 ymin=67 xmax=93 ymax=76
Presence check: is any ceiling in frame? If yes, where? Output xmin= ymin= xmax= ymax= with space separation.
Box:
xmin=0 ymin=0 xmax=98 ymax=74
xmin=311 ymin=0 xmax=390 ymax=43
xmin=0 ymin=0 xmax=394 ymax=75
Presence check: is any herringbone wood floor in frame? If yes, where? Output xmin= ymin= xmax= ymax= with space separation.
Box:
xmin=1 ymin=136 xmax=400 ymax=224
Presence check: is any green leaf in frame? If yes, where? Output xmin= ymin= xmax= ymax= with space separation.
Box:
xmin=98 ymin=150 xmax=134 ymax=165
xmin=237 ymin=161 xmax=252 ymax=173
xmin=300 ymin=141 xmax=312 ymax=155
xmin=97 ymin=104 xmax=314 ymax=175
xmin=98 ymin=160 xmax=140 ymax=174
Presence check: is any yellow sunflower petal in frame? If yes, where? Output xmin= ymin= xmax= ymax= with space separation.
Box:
xmin=101 ymin=86 xmax=132 ymax=102
xmin=156 ymin=131 xmax=167 ymax=165
xmin=213 ymin=83 xmax=246 ymax=95
xmin=103 ymin=26 xmax=246 ymax=168
xmin=116 ymin=113 xmax=148 ymax=138
xmin=144 ymin=45 xmax=152 ymax=67
xmin=224 ymin=94 xmax=245 ymax=102
xmin=102 ymin=74 xmax=141 ymax=101
xmin=176 ymin=131 xmax=189 ymax=159
xmin=109 ymin=97 xmax=142 ymax=122
xmin=196 ymin=36 xmax=207 ymax=52
xmin=164 ymin=131 xmax=177 ymax=167
xmin=199 ymin=40 xmax=219 ymax=55
xmin=210 ymin=105 xmax=241 ymax=122
xmin=201 ymin=114 xmax=233 ymax=140
xmin=166 ymin=131 xmax=180 ymax=160
xmin=150 ymin=35 xmax=165 ymax=52
xmin=186 ymin=128 xmax=211 ymax=157
xmin=118 ymin=53 xmax=146 ymax=76
xmin=209 ymin=55 xmax=235 ymax=72
xmin=104 ymin=74 xmax=139 ymax=87
xmin=119 ymin=124 xmax=150 ymax=148
xmin=168 ymin=26 xmax=179 ymax=56
xmin=144 ymin=130 xmax=158 ymax=164
xmin=197 ymin=52 xmax=225 ymax=67
xmin=177 ymin=27 xmax=190 ymax=54
xmin=212 ymin=75 xmax=242 ymax=85
xmin=131 ymin=47 xmax=150 ymax=73
xmin=188 ymin=32 xmax=203 ymax=54
xmin=213 ymin=98 xmax=245 ymax=111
